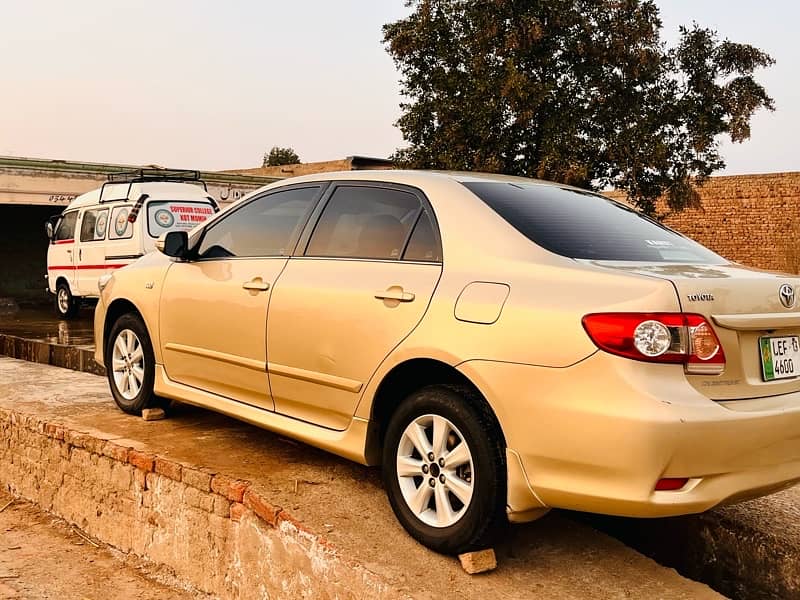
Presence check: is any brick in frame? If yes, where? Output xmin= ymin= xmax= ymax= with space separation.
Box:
xmin=141 ymin=408 xmax=166 ymax=421
xmin=134 ymin=468 xmax=148 ymax=491
xmin=102 ymin=441 xmax=130 ymax=463
xmin=213 ymin=495 xmax=231 ymax=517
xmin=458 ymin=549 xmax=497 ymax=574
xmin=154 ymin=457 xmax=182 ymax=481
xmin=210 ymin=474 xmax=249 ymax=503
xmin=184 ymin=486 xmax=214 ymax=513
xmin=243 ymin=490 xmax=281 ymax=527
xmin=182 ymin=467 xmax=212 ymax=492
xmin=128 ymin=450 xmax=155 ymax=472
xmin=65 ymin=430 xmax=92 ymax=449
xmin=229 ymin=502 xmax=246 ymax=522
xmin=44 ymin=423 xmax=66 ymax=440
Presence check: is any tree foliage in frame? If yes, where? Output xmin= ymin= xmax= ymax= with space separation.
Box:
xmin=263 ymin=146 xmax=300 ymax=167
xmin=383 ymin=1 xmax=774 ymax=214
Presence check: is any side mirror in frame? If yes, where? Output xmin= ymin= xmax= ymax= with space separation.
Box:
xmin=45 ymin=215 xmax=60 ymax=241
xmin=157 ymin=231 xmax=189 ymax=258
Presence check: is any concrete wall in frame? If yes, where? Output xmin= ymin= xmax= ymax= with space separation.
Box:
xmin=607 ymin=172 xmax=800 ymax=273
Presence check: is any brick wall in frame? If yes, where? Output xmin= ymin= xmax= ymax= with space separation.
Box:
xmin=607 ymin=172 xmax=800 ymax=273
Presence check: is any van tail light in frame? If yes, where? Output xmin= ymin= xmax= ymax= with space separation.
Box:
xmin=582 ymin=313 xmax=725 ymax=375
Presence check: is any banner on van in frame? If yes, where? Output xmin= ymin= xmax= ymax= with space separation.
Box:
xmin=147 ymin=201 xmax=215 ymax=238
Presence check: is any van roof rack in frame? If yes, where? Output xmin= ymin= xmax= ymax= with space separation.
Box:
xmin=100 ymin=169 xmax=208 ymax=202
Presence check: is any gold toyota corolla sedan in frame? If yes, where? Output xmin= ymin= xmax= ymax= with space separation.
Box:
xmin=94 ymin=170 xmax=800 ymax=554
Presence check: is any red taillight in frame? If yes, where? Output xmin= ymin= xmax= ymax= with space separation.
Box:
xmin=582 ymin=313 xmax=725 ymax=374
xmin=655 ymin=477 xmax=689 ymax=491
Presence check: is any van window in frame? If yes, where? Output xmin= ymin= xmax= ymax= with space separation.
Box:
xmin=79 ymin=208 xmax=109 ymax=242
xmin=54 ymin=211 xmax=77 ymax=242
xmin=147 ymin=201 xmax=215 ymax=238
xmin=109 ymin=205 xmax=134 ymax=240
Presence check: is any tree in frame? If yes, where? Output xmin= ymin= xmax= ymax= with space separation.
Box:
xmin=383 ymin=1 xmax=774 ymax=215
xmin=263 ymin=147 xmax=300 ymax=167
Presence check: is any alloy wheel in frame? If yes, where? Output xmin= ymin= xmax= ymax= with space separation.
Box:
xmin=111 ymin=329 xmax=145 ymax=400
xmin=396 ymin=413 xmax=475 ymax=528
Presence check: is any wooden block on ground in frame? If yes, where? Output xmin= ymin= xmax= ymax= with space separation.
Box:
xmin=141 ymin=408 xmax=166 ymax=421
xmin=458 ymin=548 xmax=497 ymax=574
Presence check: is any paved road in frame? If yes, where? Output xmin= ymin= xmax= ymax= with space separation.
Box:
xmin=0 ymin=357 xmax=718 ymax=599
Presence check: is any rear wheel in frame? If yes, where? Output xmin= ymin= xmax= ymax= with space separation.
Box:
xmin=55 ymin=281 xmax=79 ymax=319
xmin=382 ymin=385 xmax=507 ymax=554
xmin=106 ymin=313 xmax=158 ymax=415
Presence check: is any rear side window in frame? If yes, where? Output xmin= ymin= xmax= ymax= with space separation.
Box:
xmin=79 ymin=208 xmax=109 ymax=242
xmin=54 ymin=211 xmax=77 ymax=241
xmin=403 ymin=210 xmax=441 ymax=262
xmin=463 ymin=182 xmax=725 ymax=263
xmin=306 ymin=186 xmax=421 ymax=260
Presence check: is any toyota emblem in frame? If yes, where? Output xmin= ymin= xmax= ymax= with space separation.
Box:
xmin=779 ymin=284 xmax=796 ymax=309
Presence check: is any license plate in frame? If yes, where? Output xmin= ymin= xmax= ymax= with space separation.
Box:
xmin=760 ymin=336 xmax=800 ymax=381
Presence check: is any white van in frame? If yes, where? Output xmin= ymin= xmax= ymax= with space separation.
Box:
xmin=45 ymin=170 xmax=219 ymax=318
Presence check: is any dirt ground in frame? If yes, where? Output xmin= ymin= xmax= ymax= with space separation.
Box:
xmin=0 ymin=491 xmax=203 ymax=600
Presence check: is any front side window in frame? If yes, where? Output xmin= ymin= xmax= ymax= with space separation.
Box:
xmin=463 ymin=182 xmax=725 ymax=263
xmin=79 ymin=208 xmax=109 ymax=242
xmin=305 ymin=186 xmax=422 ymax=260
xmin=197 ymin=186 xmax=320 ymax=259
xmin=54 ymin=211 xmax=77 ymax=241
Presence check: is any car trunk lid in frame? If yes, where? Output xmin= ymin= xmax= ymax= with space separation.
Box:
xmin=588 ymin=262 xmax=800 ymax=400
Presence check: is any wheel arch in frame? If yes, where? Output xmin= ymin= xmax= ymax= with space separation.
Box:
xmin=103 ymin=298 xmax=147 ymax=360
xmin=365 ymin=357 xmax=505 ymax=465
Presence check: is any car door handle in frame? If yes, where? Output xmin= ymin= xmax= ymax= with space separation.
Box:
xmin=242 ymin=279 xmax=270 ymax=292
xmin=375 ymin=287 xmax=415 ymax=302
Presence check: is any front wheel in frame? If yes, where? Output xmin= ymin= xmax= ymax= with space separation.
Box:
xmin=382 ymin=385 xmax=507 ymax=554
xmin=55 ymin=282 xmax=79 ymax=319
xmin=106 ymin=313 xmax=158 ymax=415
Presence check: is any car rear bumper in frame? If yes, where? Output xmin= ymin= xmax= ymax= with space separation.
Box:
xmin=458 ymin=353 xmax=800 ymax=521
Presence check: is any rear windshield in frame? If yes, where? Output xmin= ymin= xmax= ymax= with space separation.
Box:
xmin=146 ymin=201 xmax=215 ymax=238
xmin=463 ymin=182 xmax=725 ymax=263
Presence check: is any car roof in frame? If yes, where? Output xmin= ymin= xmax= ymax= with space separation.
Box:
xmin=266 ymin=169 xmax=566 ymax=188
xmin=63 ymin=182 xmax=212 ymax=211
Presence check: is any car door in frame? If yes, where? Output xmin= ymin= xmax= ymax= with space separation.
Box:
xmin=47 ymin=210 xmax=78 ymax=291
xmin=267 ymin=182 xmax=443 ymax=430
xmin=159 ymin=184 xmax=324 ymax=410
xmin=75 ymin=206 xmax=110 ymax=296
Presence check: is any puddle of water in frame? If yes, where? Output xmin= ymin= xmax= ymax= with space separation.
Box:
xmin=0 ymin=305 xmax=96 ymax=347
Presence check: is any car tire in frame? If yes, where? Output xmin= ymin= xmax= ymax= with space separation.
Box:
xmin=382 ymin=384 xmax=507 ymax=554
xmin=55 ymin=281 xmax=79 ymax=319
xmin=105 ymin=313 xmax=159 ymax=415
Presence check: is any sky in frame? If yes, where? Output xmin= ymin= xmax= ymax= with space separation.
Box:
xmin=0 ymin=1 xmax=797 ymax=175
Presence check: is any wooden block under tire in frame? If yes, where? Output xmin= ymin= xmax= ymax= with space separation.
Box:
xmin=458 ymin=548 xmax=497 ymax=574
